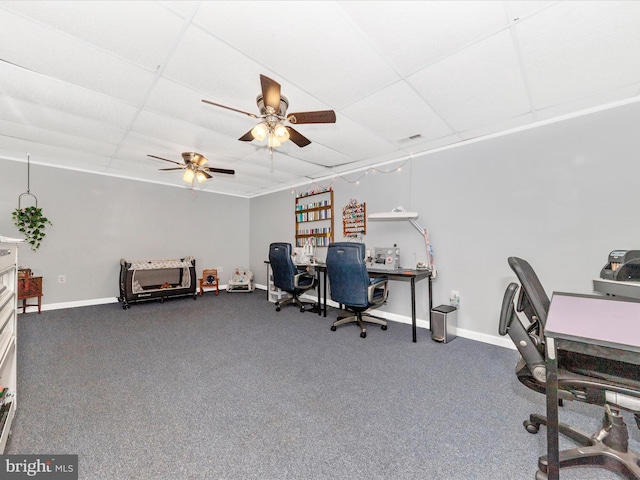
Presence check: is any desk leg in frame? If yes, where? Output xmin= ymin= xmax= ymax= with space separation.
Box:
xmin=323 ymin=269 xmax=327 ymax=317
xmin=542 ymin=337 xmax=560 ymax=480
xmin=428 ymin=276 xmax=433 ymax=331
xmin=265 ymin=264 xmax=269 ymax=301
xmin=411 ymin=277 xmax=417 ymax=343
xmin=317 ymin=275 xmax=321 ymax=316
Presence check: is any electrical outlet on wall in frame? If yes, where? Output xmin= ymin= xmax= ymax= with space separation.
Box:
xmin=216 ymin=266 xmax=223 ymax=274
xmin=449 ymin=290 xmax=460 ymax=308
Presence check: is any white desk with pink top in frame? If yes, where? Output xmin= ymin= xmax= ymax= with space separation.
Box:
xmin=543 ymin=292 xmax=640 ymax=480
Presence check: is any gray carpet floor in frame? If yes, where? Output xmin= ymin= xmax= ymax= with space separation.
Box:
xmin=7 ymin=291 xmax=639 ymax=479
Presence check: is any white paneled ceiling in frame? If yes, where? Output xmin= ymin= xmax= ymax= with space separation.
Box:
xmin=0 ymin=0 xmax=639 ymax=198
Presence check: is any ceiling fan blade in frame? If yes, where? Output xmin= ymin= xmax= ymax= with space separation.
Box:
xmin=148 ymin=154 xmax=183 ymax=166
xmin=158 ymin=167 xmax=184 ymax=171
xmin=202 ymin=99 xmax=258 ymax=119
xmin=287 ymin=110 xmax=336 ymax=124
xmin=260 ymin=74 xmax=281 ymax=112
xmin=239 ymin=130 xmax=254 ymax=142
xmin=286 ymin=127 xmax=312 ymax=148
xmin=200 ymin=171 xmax=213 ymax=180
xmin=182 ymin=152 xmax=208 ymax=166
xmin=205 ymin=167 xmax=235 ymax=175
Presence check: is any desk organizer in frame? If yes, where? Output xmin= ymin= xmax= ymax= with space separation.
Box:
xmin=118 ymin=256 xmax=196 ymax=309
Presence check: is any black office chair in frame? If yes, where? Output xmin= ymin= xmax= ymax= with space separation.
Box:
xmin=326 ymin=242 xmax=389 ymax=338
xmin=499 ymin=256 xmax=640 ymax=479
xmin=268 ymin=242 xmax=317 ymax=312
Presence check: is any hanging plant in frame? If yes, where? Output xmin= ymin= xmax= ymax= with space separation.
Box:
xmin=12 ymin=206 xmax=52 ymax=251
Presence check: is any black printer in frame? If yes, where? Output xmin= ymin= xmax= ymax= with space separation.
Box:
xmin=600 ymin=250 xmax=640 ymax=281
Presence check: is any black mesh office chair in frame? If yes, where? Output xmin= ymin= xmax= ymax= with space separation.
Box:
xmin=499 ymin=256 xmax=640 ymax=479
xmin=268 ymin=242 xmax=317 ymax=312
xmin=326 ymin=242 xmax=389 ymax=338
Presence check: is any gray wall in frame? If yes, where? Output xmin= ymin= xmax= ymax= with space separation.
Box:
xmin=3 ymin=100 xmax=639 ymax=343
xmin=249 ymin=101 xmax=640 ymax=343
xmin=0 ymin=161 xmax=249 ymax=306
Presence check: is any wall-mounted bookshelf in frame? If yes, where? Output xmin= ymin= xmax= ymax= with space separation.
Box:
xmin=295 ymin=188 xmax=334 ymax=247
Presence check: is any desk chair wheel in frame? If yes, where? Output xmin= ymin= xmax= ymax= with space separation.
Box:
xmin=534 ymin=471 xmax=548 ymax=480
xmin=381 ymin=325 xmax=387 ymax=330
xmin=360 ymin=332 xmax=366 ymax=338
xmin=275 ymin=303 xmax=281 ymax=312
xmin=330 ymin=325 xmax=337 ymax=331
xmin=300 ymin=306 xmax=305 ymax=312
xmin=524 ymin=419 xmax=540 ymax=434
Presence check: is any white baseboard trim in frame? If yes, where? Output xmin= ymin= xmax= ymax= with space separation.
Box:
xmin=293 ymin=287 xmax=515 ymax=350
xmin=25 ymin=286 xmax=515 ymax=351
xmin=18 ymin=296 xmax=119 ymax=314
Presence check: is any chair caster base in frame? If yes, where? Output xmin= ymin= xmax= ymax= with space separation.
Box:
xmin=360 ymin=331 xmax=366 ymax=338
xmin=330 ymin=325 xmax=337 ymax=331
xmin=524 ymin=419 xmax=540 ymax=434
xmin=381 ymin=324 xmax=387 ymax=330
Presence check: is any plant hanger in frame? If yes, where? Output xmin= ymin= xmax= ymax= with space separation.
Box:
xmin=12 ymin=153 xmax=51 ymax=251
xmin=18 ymin=153 xmax=38 ymax=209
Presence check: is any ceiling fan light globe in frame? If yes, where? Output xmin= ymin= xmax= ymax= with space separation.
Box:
xmin=183 ymin=169 xmax=195 ymax=183
xmin=274 ymin=123 xmax=290 ymax=143
xmin=195 ymin=171 xmax=208 ymax=183
xmin=251 ymin=122 xmax=268 ymax=141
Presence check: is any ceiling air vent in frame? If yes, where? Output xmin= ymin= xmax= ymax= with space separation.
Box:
xmin=398 ymin=134 xmax=423 ymax=143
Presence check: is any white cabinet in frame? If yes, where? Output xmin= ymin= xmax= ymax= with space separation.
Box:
xmin=0 ymin=242 xmax=17 ymax=452
xmin=266 ymin=263 xmax=291 ymax=304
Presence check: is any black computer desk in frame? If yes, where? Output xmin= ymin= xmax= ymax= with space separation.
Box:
xmin=366 ymin=268 xmax=433 ymax=343
xmin=265 ymin=261 xmax=433 ymax=342
xmin=544 ymin=292 xmax=640 ymax=480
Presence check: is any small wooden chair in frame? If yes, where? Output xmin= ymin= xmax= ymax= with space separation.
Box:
xmin=199 ymin=269 xmax=219 ymax=296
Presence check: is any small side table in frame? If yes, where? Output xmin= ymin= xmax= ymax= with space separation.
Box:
xmin=18 ymin=268 xmax=42 ymax=314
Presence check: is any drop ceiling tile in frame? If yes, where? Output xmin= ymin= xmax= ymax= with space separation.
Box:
xmin=0 ymin=118 xmax=116 ymax=158
xmin=192 ymin=1 xmax=399 ymax=108
xmin=2 ymin=1 xmax=186 ymax=70
xmin=0 ymin=8 xmax=156 ymax=105
xmin=339 ymin=1 xmax=509 ymax=76
xmin=0 ymin=95 xmax=126 ymax=146
xmin=409 ymin=30 xmax=530 ymax=132
xmin=130 ymin=108 xmax=258 ymax=163
xmin=145 ymin=78 xmax=258 ymax=141
xmin=342 ymin=80 xmax=455 ymax=144
xmin=0 ymin=122 xmax=111 ymax=170
xmin=0 ymin=62 xmax=139 ymax=130
xmin=303 ymin=115 xmax=398 ymax=161
xmin=162 ymin=24 xmax=267 ymax=110
xmin=517 ymin=1 xmax=640 ymax=109
xmin=279 ymin=141 xmax=356 ymax=169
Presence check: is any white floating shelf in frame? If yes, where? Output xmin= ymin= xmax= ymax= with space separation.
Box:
xmin=368 ymin=211 xmax=418 ymax=220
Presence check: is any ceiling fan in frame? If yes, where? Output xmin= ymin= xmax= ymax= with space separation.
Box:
xmin=148 ymin=152 xmax=235 ymax=184
xmin=202 ymin=74 xmax=336 ymax=149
